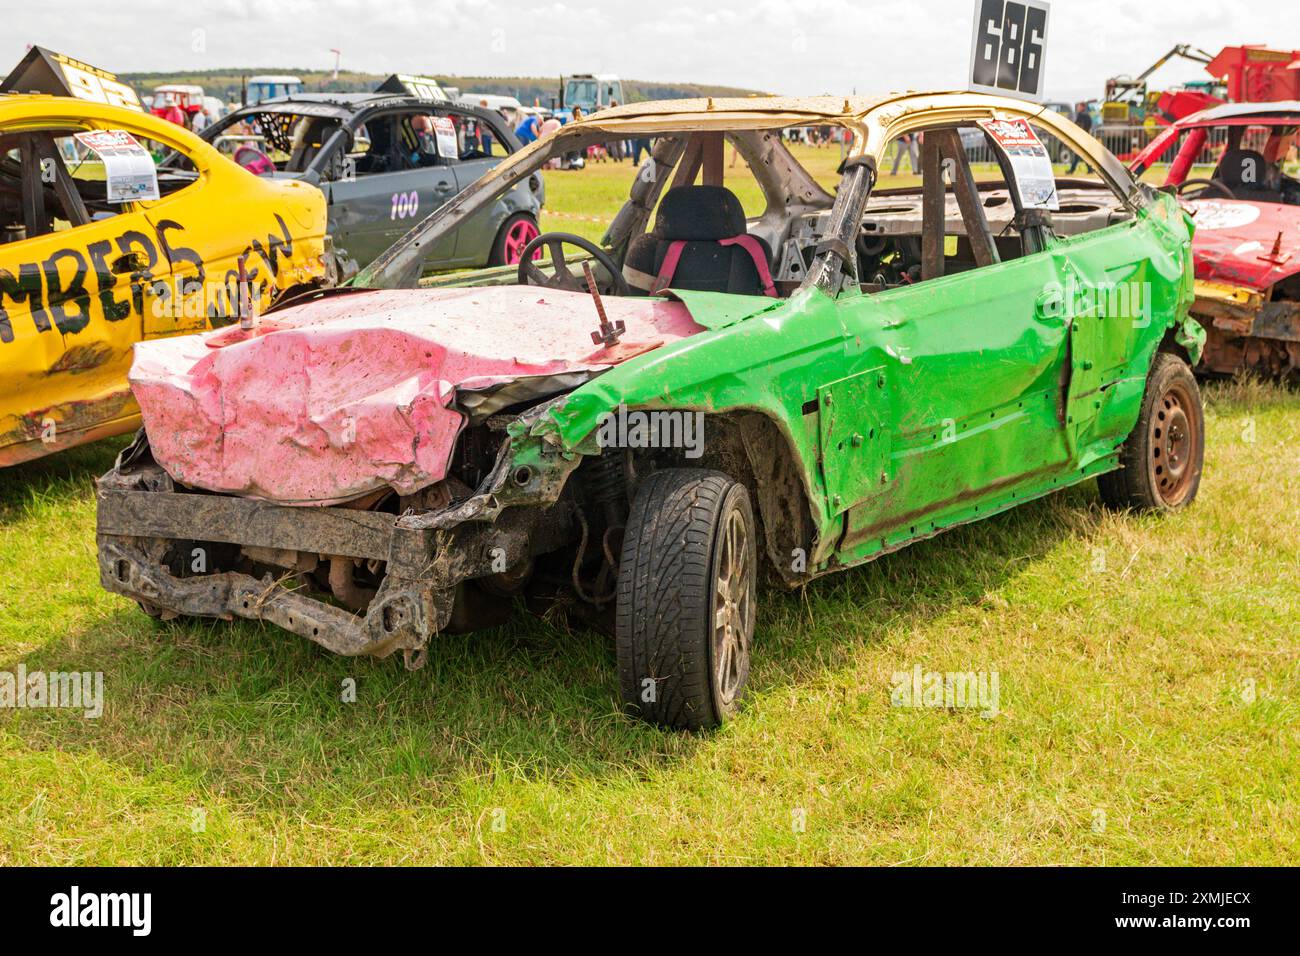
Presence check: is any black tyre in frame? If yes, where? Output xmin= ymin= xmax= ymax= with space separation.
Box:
xmin=616 ymin=468 xmax=757 ymax=731
xmin=1098 ymin=351 xmax=1205 ymax=511
xmin=488 ymin=212 xmax=540 ymax=266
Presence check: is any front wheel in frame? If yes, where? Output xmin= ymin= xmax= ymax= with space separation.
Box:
xmin=1098 ymin=351 xmax=1205 ymax=511
xmin=616 ymin=469 xmax=757 ymax=731
xmin=489 ymin=212 xmax=540 ymax=266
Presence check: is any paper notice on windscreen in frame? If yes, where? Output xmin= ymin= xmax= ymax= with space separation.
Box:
xmin=73 ymin=129 xmax=160 ymax=203
xmin=432 ymin=116 xmax=458 ymax=159
xmin=977 ymin=118 xmax=1059 ymax=210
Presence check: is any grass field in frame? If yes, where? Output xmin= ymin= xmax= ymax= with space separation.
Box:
xmin=0 ymin=146 xmax=1296 ymax=866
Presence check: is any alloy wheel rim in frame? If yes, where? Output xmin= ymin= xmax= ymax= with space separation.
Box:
xmin=712 ymin=507 xmax=754 ymax=706
xmin=504 ymin=220 xmax=541 ymax=264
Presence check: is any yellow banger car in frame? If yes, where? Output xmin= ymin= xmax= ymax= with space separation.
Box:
xmin=0 ymin=94 xmax=328 ymax=466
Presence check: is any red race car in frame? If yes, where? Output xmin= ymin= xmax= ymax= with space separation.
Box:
xmin=1131 ymin=101 xmax=1300 ymax=377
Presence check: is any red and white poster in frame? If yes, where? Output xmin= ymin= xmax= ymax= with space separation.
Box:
xmin=433 ymin=116 xmax=458 ymax=159
xmin=74 ymin=129 xmax=159 ymax=203
xmin=977 ymin=117 xmax=1058 ymax=210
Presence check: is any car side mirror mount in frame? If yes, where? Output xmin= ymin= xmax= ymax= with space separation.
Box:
xmin=1014 ymin=207 xmax=1057 ymax=256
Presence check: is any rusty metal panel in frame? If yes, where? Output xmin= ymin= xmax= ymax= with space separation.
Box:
xmin=96 ymin=487 xmax=435 ymax=575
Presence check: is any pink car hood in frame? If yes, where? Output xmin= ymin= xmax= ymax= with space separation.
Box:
xmin=130 ymin=286 xmax=703 ymax=504
xmin=1186 ymin=199 xmax=1300 ymax=291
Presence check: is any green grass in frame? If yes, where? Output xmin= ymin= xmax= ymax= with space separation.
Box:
xmin=1 ymin=379 xmax=1295 ymax=865
xmin=1 ymin=146 xmax=1297 ymax=864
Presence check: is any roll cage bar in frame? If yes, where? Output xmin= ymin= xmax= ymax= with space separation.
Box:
xmin=190 ymin=98 xmax=520 ymax=185
xmin=356 ymin=95 xmax=1141 ymax=293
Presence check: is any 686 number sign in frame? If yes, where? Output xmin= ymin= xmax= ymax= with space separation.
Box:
xmin=968 ymin=0 xmax=1050 ymax=102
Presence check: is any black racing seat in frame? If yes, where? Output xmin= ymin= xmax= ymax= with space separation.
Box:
xmin=1215 ymin=148 xmax=1284 ymax=202
xmin=287 ymin=118 xmax=334 ymax=172
xmin=624 ymin=185 xmax=775 ymax=297
xmin=355 ymin=119 xmax=402 ymax=174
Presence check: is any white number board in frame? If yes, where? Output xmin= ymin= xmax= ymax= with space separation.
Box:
xmin=397 ymin=74 xmax=448 ymax=102
xmin=968 ymin=0 xmax=1050 ymax=102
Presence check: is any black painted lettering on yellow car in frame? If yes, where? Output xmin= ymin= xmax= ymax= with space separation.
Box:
xmin=156 ymin=219 xmax=207 ymax=286
xmin=85 ymin=239 xmax=133 ymax=322
xmin=112 ymin=228 xmax=163 ymax=317
xmin=197 ymin=214 xmax=297 ymax=326
xmin=247 ymin=215 xmax=295 ymax=279
xmin=0 ymin=215 xmax=295 ymax=345
xmin=42 ymin=247 xmax=93 ymax=337
xmin=0 ymin=263 xmax=45 ymax=343
xmin=207 ymin=272 xmax=251 ymax=327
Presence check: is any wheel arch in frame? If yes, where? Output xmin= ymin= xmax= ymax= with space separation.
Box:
xmin=1157 ymin=328 xmax=1193 ymax=366
xmin=1162 ymin=312 xmax=1207 ymax=369
xmin=619 ymin=410 xmax=821 ymax=589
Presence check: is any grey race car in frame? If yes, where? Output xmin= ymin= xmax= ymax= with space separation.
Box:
xmin=194 ymin=88 xmax=545 ymax=277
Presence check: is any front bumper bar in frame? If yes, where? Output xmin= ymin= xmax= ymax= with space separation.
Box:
xmin=95 ymin=404 xmax=581 ymax=664
xmin=97 ymin=486 xmax=450 ymax=663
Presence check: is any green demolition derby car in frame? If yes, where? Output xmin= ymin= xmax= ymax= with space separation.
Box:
xmin=97 ymin=92 xmax=1207 ymax=731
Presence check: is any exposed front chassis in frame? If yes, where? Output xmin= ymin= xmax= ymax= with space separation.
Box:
xmin=98 ymin=487 xmax=445 ymax=662
xmin=97 ymin=418 xmax=580 ymax=668
xmin=1189 ymin=280 xmax=1300 ymax=378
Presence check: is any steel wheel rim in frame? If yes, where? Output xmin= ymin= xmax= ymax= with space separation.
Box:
xmin=1148 ymin=379 xmax=1200 ymax=507
xmin=504 ymin=219 xmax=540 ymax=264
xmin=712 ymin=506 xmax=753 ymax=706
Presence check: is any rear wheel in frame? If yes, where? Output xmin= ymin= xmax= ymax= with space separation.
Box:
xmin=1098 ymin=352 xmax=1205 ymax=511
xmin=489 ymin=213 xmax=540 ymax=266
xmin=616 ymin=469 xmax=757 ymax=731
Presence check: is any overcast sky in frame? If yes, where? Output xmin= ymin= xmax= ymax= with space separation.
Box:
xmin=5 ymin=0 xmax=1298 ymax=100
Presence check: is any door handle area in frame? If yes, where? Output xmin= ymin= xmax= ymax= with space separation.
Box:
xmin=435 ymin=181 xmax=454 ymax=193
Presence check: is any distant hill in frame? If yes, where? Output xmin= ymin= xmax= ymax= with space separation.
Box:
xmin=118 ymin=70 xmax=768 ymax=106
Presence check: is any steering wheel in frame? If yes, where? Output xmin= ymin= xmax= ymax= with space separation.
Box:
xmin=1176 ymin=178 xmax=1236 ymax=200
xmin=516 ymin=232 xmax=630 ymax=296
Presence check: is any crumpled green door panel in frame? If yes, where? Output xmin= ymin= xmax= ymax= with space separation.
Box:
xmin=1058 ymin=192 xmax=1198 ymax=468
xmin=828 ymin=240 xmax=1082 ymax=550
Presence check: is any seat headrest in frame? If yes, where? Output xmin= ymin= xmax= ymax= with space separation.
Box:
xmin=654 ymin=185 xmax=747 ymax=241
xmin=1218 ymin=148 xmax=1282 ymax=191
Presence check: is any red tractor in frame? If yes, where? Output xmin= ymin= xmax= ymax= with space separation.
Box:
xmin=1209 ymin=45 xmax=1300 ymax=103
xmin=1106 ymin=44 xmax=1300 ymax=130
